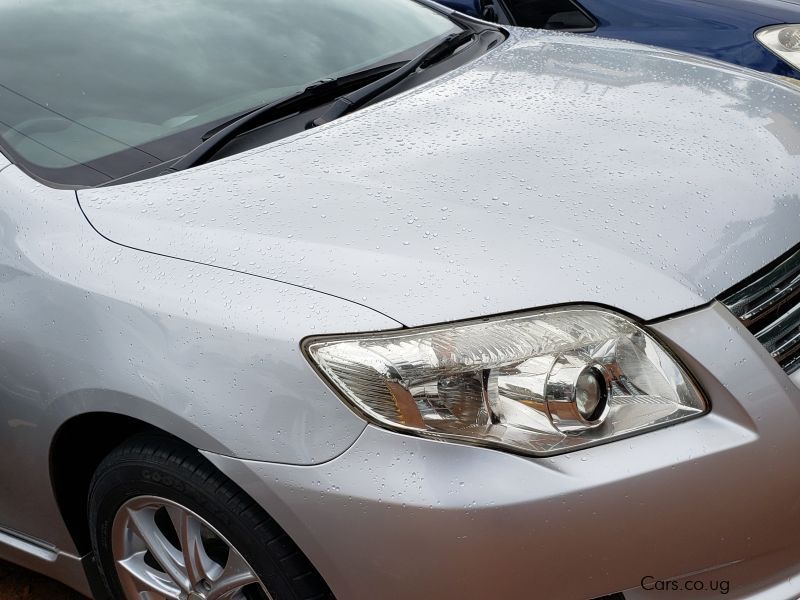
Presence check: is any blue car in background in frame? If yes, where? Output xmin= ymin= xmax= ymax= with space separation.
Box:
xmin=438 ymin=0 xmax=800 ymax=79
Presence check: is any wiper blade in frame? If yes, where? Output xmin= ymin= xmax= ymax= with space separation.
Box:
xmin=311 ymin=29 xmax=475 ymax=128
xmin=168 ymin=62 xmax=405 ymax=172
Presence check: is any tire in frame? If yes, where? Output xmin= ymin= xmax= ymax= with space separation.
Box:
xmin=87 ymin=433 xmax=333 ymax=600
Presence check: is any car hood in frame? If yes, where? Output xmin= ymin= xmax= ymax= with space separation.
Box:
xmin=79 ymin=30 xmax=800 ymax=328
xmin=694 ymin=0 xmax=800 ymax=21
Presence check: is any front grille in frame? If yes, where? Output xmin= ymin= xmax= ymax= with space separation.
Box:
xmin=720 ymin=247 xmax=800 ymax=374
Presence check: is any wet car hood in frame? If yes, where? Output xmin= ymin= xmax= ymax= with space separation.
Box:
xmin=79 ymin=30 xmax=800 ymax=328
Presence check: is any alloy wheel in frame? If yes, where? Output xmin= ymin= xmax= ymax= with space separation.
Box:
xmin=111 ymin=495 xmax=273 ymax=600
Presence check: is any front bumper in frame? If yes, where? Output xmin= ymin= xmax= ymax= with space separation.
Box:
xmin=204 ymin=302 xmax=800 ymax=599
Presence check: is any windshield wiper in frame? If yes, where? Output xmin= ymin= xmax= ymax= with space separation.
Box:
xmin=167 ymin=62 xmax=406 ymax=173
xmin=311 ymin=29 xmax=475 ymax=128
xmin=168 ymin=29 xmax=476 ymax=173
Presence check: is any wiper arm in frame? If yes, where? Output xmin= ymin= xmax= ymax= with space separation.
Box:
xmin=169 ymin=27 xmax=477 ymax=173
xmin=311 ymin=29 xmax=475 ymax=128
xmin=168 ymin=62 xmax=405 ymax=172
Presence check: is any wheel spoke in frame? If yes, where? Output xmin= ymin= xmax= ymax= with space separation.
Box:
xmin=117 ymin=550 xmax=182 ymax=599
xmin=166 ymin=504 xmax=223 ymax=587
xmin=207 ymin=551 xmax=260 ymax=600
xmin=126 ymin=507 xmax=191 ymax=592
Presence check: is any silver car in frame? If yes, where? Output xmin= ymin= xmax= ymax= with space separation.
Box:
xmin=1 ymin=0 xmax=799 ymax=599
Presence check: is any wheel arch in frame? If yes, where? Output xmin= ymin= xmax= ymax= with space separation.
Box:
xmin=48 ymin=393 xmax=234 ymax=555
xmin=49 ymin=413 xmax=335 ymax=600
xmin=49 ymin=412 xmax=178 ymax=554
xmin=47 ymin=386 xmax=240 ymax=556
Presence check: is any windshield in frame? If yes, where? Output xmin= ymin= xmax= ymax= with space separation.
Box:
xmin=0 ymin=0 xmax=457 ymax=185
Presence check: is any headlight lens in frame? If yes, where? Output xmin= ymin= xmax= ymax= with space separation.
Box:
xmin=304 ymin=307 xmax=707 ymax=456
xmin=756 ymin=25 xmax=800 ymax=71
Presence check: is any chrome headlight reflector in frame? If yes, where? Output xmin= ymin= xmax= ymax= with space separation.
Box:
xmin=304 ymin=307 xmax=707 ymax=456
xmin=756 ymin=25 xmax=800 ymax=72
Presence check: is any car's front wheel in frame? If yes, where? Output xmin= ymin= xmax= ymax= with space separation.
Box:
xmin=88 ymin=433 xmax=332 ymax=600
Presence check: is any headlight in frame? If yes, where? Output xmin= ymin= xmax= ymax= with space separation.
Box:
xmin=756 ymin=25 xmax=800 ymax=72
xmin=304 ymin=307 xmax=707 ymax=456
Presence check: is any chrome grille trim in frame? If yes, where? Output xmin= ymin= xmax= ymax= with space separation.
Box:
xmin=720 ymin=247 xmax=800 ymax=374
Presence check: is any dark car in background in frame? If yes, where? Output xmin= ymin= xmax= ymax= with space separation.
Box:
xmin=440 ymin=0 xmax=800 ymax=79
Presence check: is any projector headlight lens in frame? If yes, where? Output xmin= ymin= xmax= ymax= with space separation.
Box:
xmin=575 ymin=366 xmax=608 ymax=422
xmin=304 ymin=307 xmax=707 ymax=456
